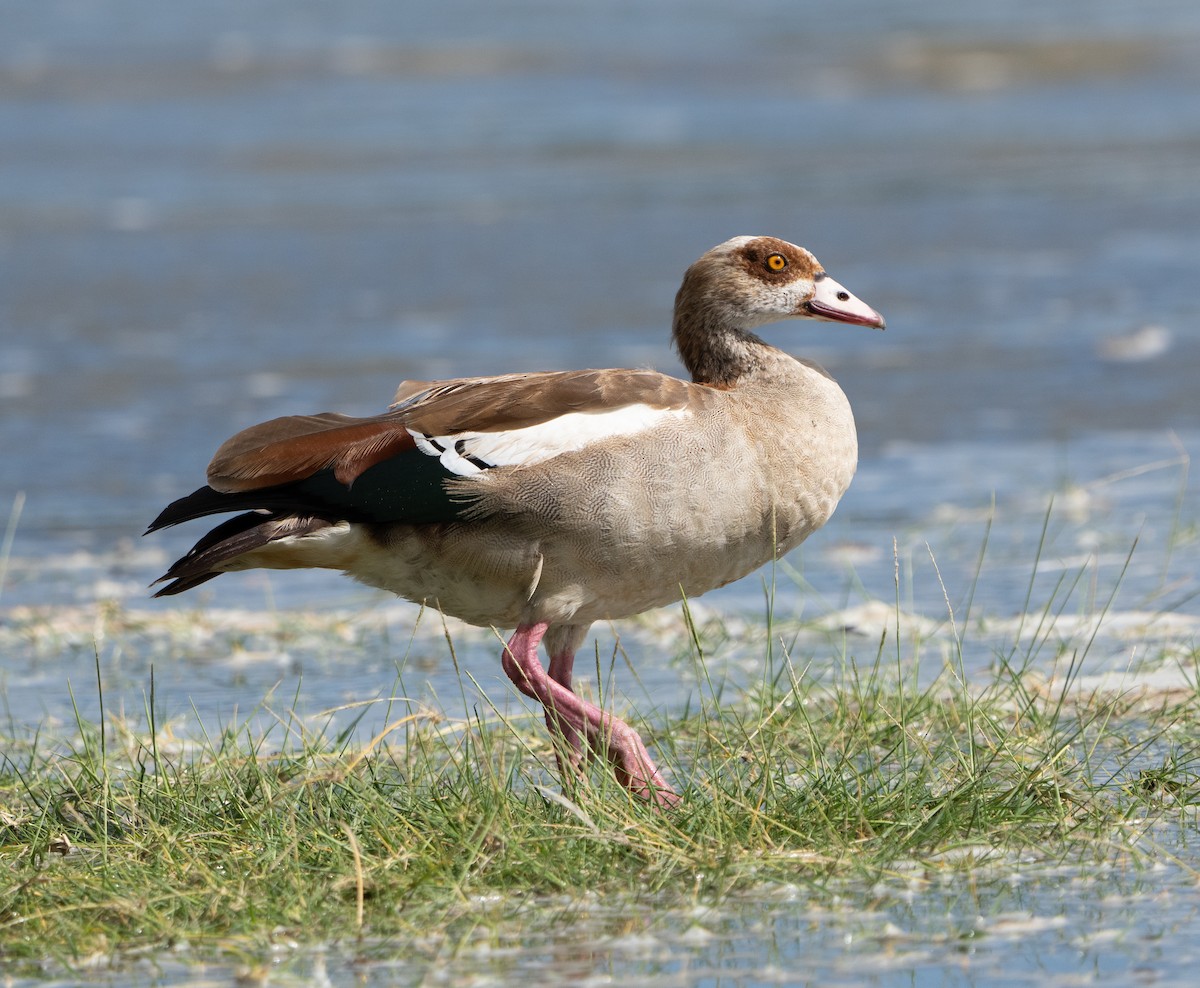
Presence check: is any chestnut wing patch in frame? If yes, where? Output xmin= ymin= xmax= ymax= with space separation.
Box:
xmin=206 ymin=413 xmax=415 ymax=492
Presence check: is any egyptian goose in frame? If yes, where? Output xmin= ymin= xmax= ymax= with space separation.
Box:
xmin=148 ymin=236 xmax=884 ymax=807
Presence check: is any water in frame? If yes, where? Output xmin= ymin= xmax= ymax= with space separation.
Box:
xmin=11 ymin=838 xmax=1200 ymax=986
xmin=2 ymin=1 xmax=1200 ymax=984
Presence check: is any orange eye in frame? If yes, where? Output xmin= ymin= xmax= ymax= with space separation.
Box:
xmin=766 ymin=253 xmax=787 ymax=272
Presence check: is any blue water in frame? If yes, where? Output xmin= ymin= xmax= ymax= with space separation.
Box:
xmin=2 ymin=2 xmax=1200 ymax=984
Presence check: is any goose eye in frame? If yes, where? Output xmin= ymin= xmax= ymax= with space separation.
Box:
xmin=765 ymin=253 xmax=788 ymax=272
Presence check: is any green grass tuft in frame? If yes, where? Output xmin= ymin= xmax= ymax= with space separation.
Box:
xmin=2 ymin=608 xmax=1197 ymax=975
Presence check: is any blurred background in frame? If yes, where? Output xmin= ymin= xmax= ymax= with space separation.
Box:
xmin=1 ymin=0 xmax=1198 ymax=631
xmin=3 ymin=8 xmax=1199 ymax=979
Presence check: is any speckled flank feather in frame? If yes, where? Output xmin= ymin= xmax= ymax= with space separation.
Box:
xmin=149 ymin=235 xmax=884 ymax=805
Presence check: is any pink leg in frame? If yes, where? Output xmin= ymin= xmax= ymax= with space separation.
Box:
xmin=542 ymin=624 xmax=594 ymax=777
xmin=501 ymin=623 xmax=679 ymax=808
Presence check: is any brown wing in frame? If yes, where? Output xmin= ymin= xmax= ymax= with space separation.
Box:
xmin=392 ymin=368 xmax=704 ymax=436
xmin=207 ymin=368 xmax=706 ymax=494
xmin=206 ymin=412 xmax=415 ymax=492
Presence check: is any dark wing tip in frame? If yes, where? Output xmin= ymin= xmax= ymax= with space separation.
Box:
xmin=146 ymin=486 xmax=237 ymax=535
xmin=151 ymin=572 xmax=221 ymax=597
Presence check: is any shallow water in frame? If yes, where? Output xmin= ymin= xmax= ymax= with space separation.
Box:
xmin=2 ymin=0 xmax=1200 ymax=984
xmin=12 ymin=833 xmax=1200 ymax=988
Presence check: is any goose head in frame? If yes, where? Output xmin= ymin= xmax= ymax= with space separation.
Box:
xmin=675 ymin=236 xmax=885 ymax=333
xmin=673 ymin=236 xmax=884 ymax=385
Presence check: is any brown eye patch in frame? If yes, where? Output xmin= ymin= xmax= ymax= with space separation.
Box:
xmin=735 ymin=237 xmax=818 ymax=282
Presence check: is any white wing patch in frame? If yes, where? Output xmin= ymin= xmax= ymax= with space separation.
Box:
xmin=408 ymin=403 xmax=690 ymax=477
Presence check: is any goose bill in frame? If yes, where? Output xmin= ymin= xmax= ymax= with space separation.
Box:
xmin=805 ymin=275 xmax=886 ymax=329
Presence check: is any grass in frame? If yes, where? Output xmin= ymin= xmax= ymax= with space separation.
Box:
xmin=2 ymin=582 xmax=1198 ymax=979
